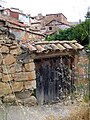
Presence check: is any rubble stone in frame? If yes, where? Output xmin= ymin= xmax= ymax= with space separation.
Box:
xmin=0 ymin=82 xmax=12 ymax=97
xmin=0 ymin=73 xmax=2 ymax=79
xmin=0 ymin=53 xmax=3 ymax=64
xmin=15 ymin=90 xmax=33 ymax=99
xmin=2 ymin=74 xmax=13 ymax=82
xmin=10 ymin=48 xmax=22 ymax=56
xmin=11 ymin=82 xmax=23 ymax=92
xmin=2 ymin=63 xmax=22 ymax=74
xmin=24 ymin=80 xmax=36 ymax=90
xmin=0 ymin=46 xmax=9 ymax=53
xmin=3 ymin=94 xmax=15 ymax=103
xmin=24 ymin=62 xmax=35 ymax=72
xmin=14 ymin=71 xmax=36 ymax=81
xmin=23 ymin=96 xmax=37 ymax=106
xmin=3 ymin=54 xmax=16 ymax=65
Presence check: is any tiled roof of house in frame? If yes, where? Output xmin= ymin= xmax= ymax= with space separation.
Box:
xmin=0 ymin=14 xmax=28 ymax=27
xmin=20 ymin=40 xmax=84 ymax=54
xmin=0 ymin=15 xmax=45 ymax=37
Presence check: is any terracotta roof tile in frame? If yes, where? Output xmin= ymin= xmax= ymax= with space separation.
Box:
xmin=0 ymin=14 xmax=28 ymax=27
xmin=20 ymin=40 xmax=84 ymax=54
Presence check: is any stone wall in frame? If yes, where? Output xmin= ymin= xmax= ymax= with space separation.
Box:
xmin=0 ymin=32 xmax=37 ymax=106
xmin=74 ymin=50 xmax=89 ymax=85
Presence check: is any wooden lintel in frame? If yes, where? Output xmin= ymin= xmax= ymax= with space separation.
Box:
xmin=33 ymin=51 xmax=75 ymax=60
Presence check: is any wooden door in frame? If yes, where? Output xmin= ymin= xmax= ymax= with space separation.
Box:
xmin=35 ymin=57 xmax=74 ymax=104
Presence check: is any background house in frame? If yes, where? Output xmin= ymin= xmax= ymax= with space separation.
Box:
xmin=30 ymin=13 xmax=71 ymax=35
xmin=0 ymin=6 xmax=30 ymax=26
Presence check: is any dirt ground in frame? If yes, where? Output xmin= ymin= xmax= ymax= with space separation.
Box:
xmin=0 ymin=101 xmax=89 ymax=120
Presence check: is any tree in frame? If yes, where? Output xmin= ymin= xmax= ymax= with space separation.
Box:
xmin=46 ymin=19 xmax=90 ymax=48
xmin=85 ymin=7 xmax=90 ymax=19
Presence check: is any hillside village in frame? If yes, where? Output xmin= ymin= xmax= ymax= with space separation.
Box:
xmin=0 ymin=5 xmax=79 ymax=36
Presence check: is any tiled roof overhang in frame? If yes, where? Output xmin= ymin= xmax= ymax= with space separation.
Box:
xmin=20 ymin=40 xmax=84 ymax=57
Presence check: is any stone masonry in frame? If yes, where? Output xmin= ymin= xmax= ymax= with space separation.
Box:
xmin=0 ymin=27 xmax=89 ymax=106
xmin=0 ymin=31 xmax=37 ymax=106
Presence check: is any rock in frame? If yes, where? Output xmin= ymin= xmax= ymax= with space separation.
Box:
xmin=13 ymin=71 xmax=36 ymax=81
xmin=0 ymin=44 xmax=2 ymax=48
xmin=8 ymin=33 xmax=15 ymax=40
xmin=2 ymin=74 xmax=12 ymax=82
xmin=0 ymin=98 xmax=3 ymax=105
xmin=23 ymin=96 xmax=37 ymax=106
xmin=0 ymin=46 xmax=9 ymax=53
xmin=0 ymin=73 xmax=2 ymax=79
xmin=3 ymin=54 xmax=16 ymax=65
xmin=10 ymin=48 xmax=22 ymax=56
xmin=0 ymin=53 xmax=3 ymax=64
xmin=3 ymin=94 xmax=15 ymax=103
xmin=24 ymin=62 xmax=35 ymax=72
xmin=0 ymin=82 xmax=12 ymax=97
xmin=6 ymin=39 xmax=13 ymax=44
xmin=11 ymin=82 xmax=23 ymax=92
xmin=24 ymin=80 xmax=36 ymax=90
xmin=2 ymin=65 xmax=16 ymax=74
xmin=2 ymin=63 xmax=22 ymax=74
xmin=15 ymin=63 xmax=22 ymax=72
xmin=10 ymin=45 xmax=18 ymax=49
xmin=15 ymin=90 xmax=33 ymax=99
xmin=28 ymin=71 xmax=36 ymax=81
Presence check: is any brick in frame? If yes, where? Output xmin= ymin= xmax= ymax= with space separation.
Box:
xmin=3 ymin=54 xmax=16 ymax=65
xmin=25 ymin=62 xmax=35 ymax=72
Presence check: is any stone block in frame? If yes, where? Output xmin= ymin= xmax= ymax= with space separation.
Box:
xmin=2 ymin=74 xmax=12 ymax=82
xmin=24 ymin=62 xmax=35 ymax=72
xmin=0 ymin=53 xmax=3 ymax=64
xmin=15 ymin=63 xmax=23 ymax=72
xmin=23 ymin=96 xmax=37 ymax=106
xmin=0 ymin=82 xmax=12 ymax=97
xmin=0 ymin=44 xmax=2 ymax=48
xmin=0 ymin=73 xmax=2 ymax=79
xmin=2 ymin=63 xmax=22 ymax=74
xmin=0 ymin=46 xmax=9 ymax=53
xmin=2 ymin=65 xmax=15 ymax=74
xmin=11 ymin=82 xmax=23 ymax=92
xmin=3 ymin=94 xmax=15 ymax=103
xmin=14 ymin=71 xmax=36 ymax=81
xmin=28 ymin=71 xmax=36 ymax=81
xmin=10 ymin=45 xmax=18 ymax=49
xmin=10 ymin=48 xmax=22 ymax=56
xmin=24 ymin=80 xmax=36 ymax=90
xmin=15 ymin=90 xmax=32 ymax=99
xmin=3 ymin=54 xmax=16 ymax=65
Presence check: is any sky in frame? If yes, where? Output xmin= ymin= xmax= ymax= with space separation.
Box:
xmin=0 ymin=0 xmax=90 ymax=22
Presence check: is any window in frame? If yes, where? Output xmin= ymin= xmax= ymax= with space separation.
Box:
xmin=35 ymin=27 xmax=37 ymax=29
xmin=49 ymin=27 xmax=52 ymax=30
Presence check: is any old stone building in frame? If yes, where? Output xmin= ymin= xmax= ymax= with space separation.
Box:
xmin=30 ymin=13 xmax=71 ymax=35
xmin=0 ymin=24 xmax=89 ymax=105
